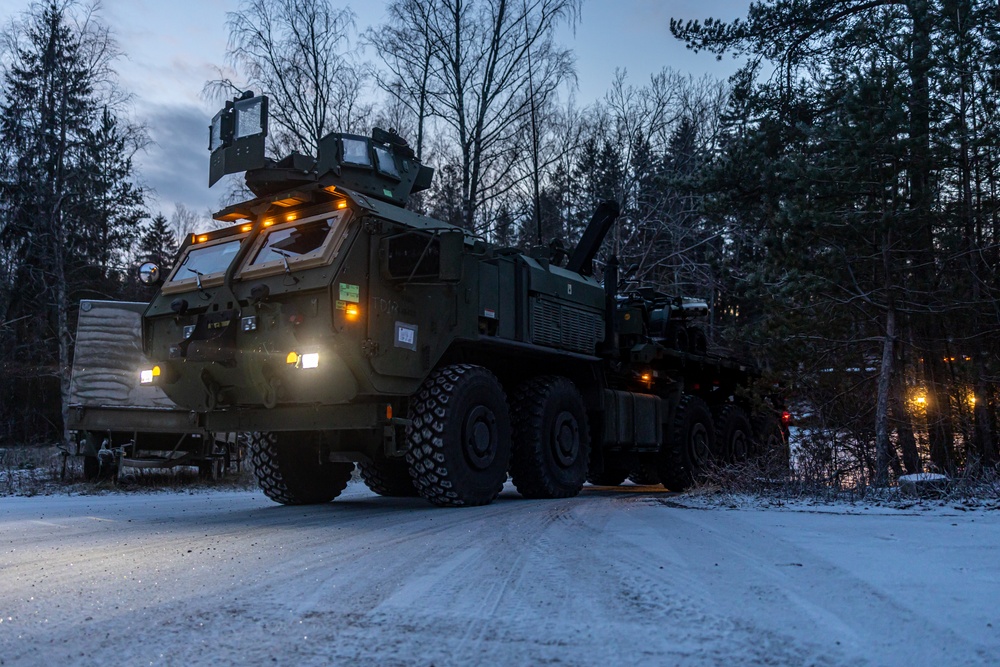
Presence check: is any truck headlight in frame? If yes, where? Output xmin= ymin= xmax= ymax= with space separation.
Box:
xmin=286 ymin=351 xmax=320 ymax=369
xmin=140 ymin=365 xmax=161 ymax=385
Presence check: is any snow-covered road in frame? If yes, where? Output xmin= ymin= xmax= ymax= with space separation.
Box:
xmin=1 ymin=484 xmax=997 ymax=666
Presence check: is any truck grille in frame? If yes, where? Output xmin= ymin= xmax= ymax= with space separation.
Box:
xmin=530 ymin=298 xmax=605 ymax=355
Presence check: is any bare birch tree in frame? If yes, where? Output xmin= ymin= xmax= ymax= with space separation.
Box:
xmin=373 ymin=0 xmax=580 ymax=232
xmin=206 ymin=0 xmax=370 ymax=157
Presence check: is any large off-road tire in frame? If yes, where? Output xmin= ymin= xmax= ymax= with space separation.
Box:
xmin=628 ymin=459 xmax=661 ymax=486
xmin=359 ymin=451 xmax=419 ymax=497
xmin=587 ymin=466 xmax=629 ymax=486
xmin=510 ymin=376 xmax=590 ymax=499
xmin=248 ymin=431 xmax=354 ymax=505
xmin=714 ymin=404 xmax=753 ymax=462
xmin=405 ymin=364 xmax=512 ymax=507
xmin=657 ymin=394 xmax=717 ymax=492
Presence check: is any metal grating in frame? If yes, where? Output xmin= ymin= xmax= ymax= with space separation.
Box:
xmin=530 ymin=297 xmax=605 ymax=354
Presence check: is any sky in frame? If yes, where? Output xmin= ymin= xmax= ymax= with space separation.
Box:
xmin=0 ymin=0 xmax=751 ymax=221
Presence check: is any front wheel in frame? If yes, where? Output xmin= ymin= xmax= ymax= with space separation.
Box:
xmin=248 ymin=431 xmax=354 ymax=505
xmin=406 ymin=364 xmax=512 ymax=507
xmin=510 ymin=376 xmax=590 ymax=499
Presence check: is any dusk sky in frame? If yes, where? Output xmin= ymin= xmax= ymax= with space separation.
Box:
xmin=0 ymin=0 xmax=750 ymax=222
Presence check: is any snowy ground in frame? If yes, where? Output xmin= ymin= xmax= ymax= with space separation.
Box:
xmin=1 ymin=483 xmax=998 ymax=666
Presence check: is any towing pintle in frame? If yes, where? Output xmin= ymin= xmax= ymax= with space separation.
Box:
xmin=566 ymin=200 xmax=621 ymax=276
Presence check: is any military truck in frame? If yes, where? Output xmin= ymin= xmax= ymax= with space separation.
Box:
xmin=137 ymin=91 xmax=787 ymax=506
xmin=68 ymin=300 xmax=239 ymax=480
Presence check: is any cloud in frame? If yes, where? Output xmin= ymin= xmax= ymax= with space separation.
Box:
xmin=135 ymin=103 xmax=219 ymax=218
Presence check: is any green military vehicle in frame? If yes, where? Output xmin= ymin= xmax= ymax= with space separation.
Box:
xmin=137 ymin=92 xmax=787 ymax=506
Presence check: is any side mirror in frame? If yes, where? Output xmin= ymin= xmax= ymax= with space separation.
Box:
xmin=380 ymin=229 xmax=465 ymax=283
xmin=138 ymin=262 xmax=163 ymax=286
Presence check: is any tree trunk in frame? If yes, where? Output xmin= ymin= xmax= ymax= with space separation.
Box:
xmin=890 ymin=363 xmax=921 ymax=475
xmin=874 ymin=306 xmax=895 ymax=486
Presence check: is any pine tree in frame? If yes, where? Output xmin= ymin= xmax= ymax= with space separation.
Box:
xmin=138 ymin=214 xmax=179 ymax=269
xmin=0 ymin=2 xmax=145 ymax=443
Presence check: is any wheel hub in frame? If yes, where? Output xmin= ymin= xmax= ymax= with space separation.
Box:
xmin=463 ymin=405 xmax=497 ymax=470
xmin=551 ymin=411 xmax=579 ymax=467
xmin=689 ymin=423 xmax=713 ymax=466
xmin=731 ymin=430 xmax=748 ymax=460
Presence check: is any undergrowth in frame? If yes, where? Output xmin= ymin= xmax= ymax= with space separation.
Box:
xmin=692 ymin=452 xmax=1000 ymax=509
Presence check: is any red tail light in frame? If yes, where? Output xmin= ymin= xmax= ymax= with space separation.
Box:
xmin=781 ymin=411 xmax=792 ymax=426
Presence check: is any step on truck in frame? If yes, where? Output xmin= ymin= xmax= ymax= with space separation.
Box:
xmin=136 ymin=92 xmax=788 ymax=506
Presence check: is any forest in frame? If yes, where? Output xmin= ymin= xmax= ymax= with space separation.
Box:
xmin=0 ymin=0 xmax=997 ymax=489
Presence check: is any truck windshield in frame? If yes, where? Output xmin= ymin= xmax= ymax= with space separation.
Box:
xmin=170 ymin=239 xmax=241 ymax=282
xmin=247 ymin=215 xmax=341 ymax=267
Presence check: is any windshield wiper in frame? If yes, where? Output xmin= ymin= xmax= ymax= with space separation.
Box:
xmin=187 ymin=267 xmax=205 ymax=290
xmin=269 ymin=248 xmax=294 ymax=275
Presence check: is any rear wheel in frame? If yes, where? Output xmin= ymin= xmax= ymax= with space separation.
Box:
xmin=510 ymin=376 xmax=590 ymax=499
xmin=657 ymin=395 xmax=716 ymax=491
xmin=714 ymin=405 xmax=753 ymax=462
xmin=753 ymin=414 xmax=790 ymax=470
xmin=405 ymin=364 xmax=512 ymax=507
xmin=359 ymin=451 xmax=418 ymax=497
xmin=248 ymin=431 xmax=354 ymax=505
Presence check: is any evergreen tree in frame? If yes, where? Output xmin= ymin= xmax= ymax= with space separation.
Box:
xmin=0 ymin=2 xmax=145 ymax=443
xmin=138 ymin=213 xmax=179 ymax=269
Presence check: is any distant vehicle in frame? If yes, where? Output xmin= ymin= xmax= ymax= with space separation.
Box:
xmin=135 ymin=91 xmax=788 ymax=506
xmin=67 ymin=300 xmax=239 ymax=480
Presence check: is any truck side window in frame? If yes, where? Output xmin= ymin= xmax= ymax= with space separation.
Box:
xmin=249 ymin=217 xmax=336 ymax=267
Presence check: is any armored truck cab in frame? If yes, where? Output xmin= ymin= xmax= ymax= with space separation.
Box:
xmin=139 ymin=93 xmax=786 ymax=506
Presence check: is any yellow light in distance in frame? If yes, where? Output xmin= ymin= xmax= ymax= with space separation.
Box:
xmin=915 ymin=395 xmax=926 ymax=405
xmin=263 ymin=219 xmax=275 ymax=227
xmin=640 ymin=373 xmax=651 ymax=382
xmin=286 ymin=351 xmax=299 ymax=365
xmin=345 ymin=303 xmax=360 ymax=321
xmin=240 ymin=224 xmax=253 ymax=233
xmin=286 ymin=213 xmax=297 ymax=222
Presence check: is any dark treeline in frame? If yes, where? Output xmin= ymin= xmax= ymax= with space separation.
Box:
xmin=1 ymin=0 xmax=998 ymax=488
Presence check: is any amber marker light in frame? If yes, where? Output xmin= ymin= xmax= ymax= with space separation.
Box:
xmin=286 ymin=351 xmax=299 ymax=365
xmin=197 ymin=235 xmax=209 ymax=243
xmin=345 ymin=303 xmax=360 ymax=321
xmin=386 ymin=404 xmax=393 ymax=420
xmin=640 ymin=373 xmax=652 ymax=382
xmin=286 ymin=213 xmax=297 ymax=222
xmin=263 ymin=219 xmax=275 ymax=227
xmin=240 ymin=224 xmax=253 ymax=232
xmin=337 ymin=200 xmax=348 ymax=209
